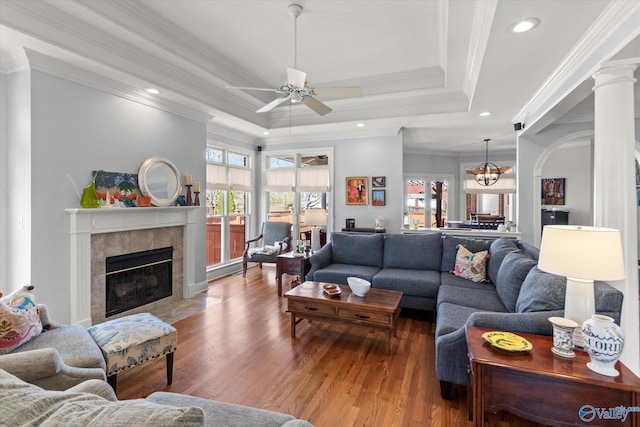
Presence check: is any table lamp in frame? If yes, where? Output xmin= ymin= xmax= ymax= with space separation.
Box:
xmin=304 ymin=209 xmax=327 ymax=252
xmin=538 ymin=225 xmax=625 ymax=348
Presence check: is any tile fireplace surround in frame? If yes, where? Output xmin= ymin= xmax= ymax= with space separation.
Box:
xmin=66 ymin=207 xmax=202 ymax=327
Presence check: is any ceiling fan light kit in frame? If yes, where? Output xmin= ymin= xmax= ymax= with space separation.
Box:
xmin=226 ymin=3 xmax=362 ymax=116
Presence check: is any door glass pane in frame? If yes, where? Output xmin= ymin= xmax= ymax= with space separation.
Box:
xmin=430 ymin=180 xmax=448 ymax=228
xmin=229 ymin=215 xmax=246 ymax=260
xmin=268 ymin=192 xmax=294 ymax=224
xmin=206 ymin=216 xmax=222 ymax=266
xmin=406 ymin=179 xmax=425 ymax=227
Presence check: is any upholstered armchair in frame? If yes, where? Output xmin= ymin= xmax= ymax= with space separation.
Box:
xmin=0 ymin=304 xmax=106 ymax=390
xmin=242 ymin=221 xmax=292 ymax=276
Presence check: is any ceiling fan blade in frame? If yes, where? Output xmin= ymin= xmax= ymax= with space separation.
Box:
xmin=287 ymin=67 xmax=307 ymax=88
xmin=313 ymin=87 xmax=362 ymax=98
xmin=256 ymin=97 xmax=289 ymax=113
xmin=301 ymin=96 xmax=332 ymax=116
xmin=226 ymin=86 xmax=278 ymax=92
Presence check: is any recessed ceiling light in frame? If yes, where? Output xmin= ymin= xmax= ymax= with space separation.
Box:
xmin=262 ymin=131 xmax=270 ymax=135
xmin=356 ymin=123 xmax=365 ymax=127
xmin=479 ymin=111 xmax=491 ymax=117
xmin=511 ymin=18 xmax=540 ymax=33
xmin=145 ymin=88 xmax=160 ymax=94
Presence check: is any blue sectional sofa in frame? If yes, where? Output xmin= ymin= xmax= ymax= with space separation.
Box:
xmin=306 ymin=232 xmax=624 ymax=399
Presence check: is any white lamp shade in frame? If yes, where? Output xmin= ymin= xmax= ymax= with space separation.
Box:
xmin=304 ymin=209 xmax=327 ymax=226
xmin=538 ymin=225 xmax=625 ymax=281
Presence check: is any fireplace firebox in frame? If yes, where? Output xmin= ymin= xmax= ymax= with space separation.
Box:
xmin=105 ymin=247 xmax=173 ymax=317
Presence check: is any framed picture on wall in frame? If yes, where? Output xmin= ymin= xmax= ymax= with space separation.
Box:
xmin=372 ymin=176 xmax=386 ymax=187
xmin=346 ymin=177 xmax=368 ymax=205
xmin=372 ymin=189 xmax=386 ymax=206
xmin=541 ymin=178 xmax=565 ymax=205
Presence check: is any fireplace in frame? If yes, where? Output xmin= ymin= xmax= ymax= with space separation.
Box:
xmin=67 ymin=207 xmax=204 ymax=327
xmin=105 ymin=247 xmax=173 ymax=317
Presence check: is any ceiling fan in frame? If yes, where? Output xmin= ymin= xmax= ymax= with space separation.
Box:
xmin=226 ymin=4 xmax=362 ymax=116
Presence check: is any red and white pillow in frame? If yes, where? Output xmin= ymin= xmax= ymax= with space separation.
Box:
xmin=0 ymin=286 xmax=43 ymax=354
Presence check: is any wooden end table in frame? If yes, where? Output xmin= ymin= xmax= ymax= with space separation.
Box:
xmin=276 ymin=252 xmax=311 ymax=296
xmin=284 ymin=281 xmax=402 ymax=355
xmin=466 ymin=325 xmax=640 ymax=427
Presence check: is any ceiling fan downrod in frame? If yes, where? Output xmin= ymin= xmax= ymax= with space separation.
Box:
xmin=288 ymin=4 xmax=303 ymax=69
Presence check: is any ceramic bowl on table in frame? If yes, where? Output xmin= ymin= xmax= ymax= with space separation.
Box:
xmin=347 ymin=277 xmax=371 ymax=297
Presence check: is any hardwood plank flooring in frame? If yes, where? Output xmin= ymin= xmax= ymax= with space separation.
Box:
xmin=116 ymin=266 xmax=543 ymax=427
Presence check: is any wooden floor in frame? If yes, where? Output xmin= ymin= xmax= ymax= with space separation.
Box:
xmin=117 ymin=266 xmax=544 ymax=427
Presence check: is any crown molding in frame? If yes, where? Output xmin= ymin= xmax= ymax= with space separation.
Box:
xmin=513 ymin=0 xmax=640 ymax=133
xmin=463 ymin=0 xmax=497 ymax=103
xmin=0 ymin=47 xmax=29 ymax=73
xmin=22 ymin=48 xmax=213 ymax=123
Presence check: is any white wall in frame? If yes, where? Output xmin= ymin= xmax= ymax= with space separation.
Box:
xmin=8 ymin=70 xmax=208 ymax=323
xmin=1 ymin=70 xmax=32 ymax=295
xmin=334 ymin=133 xmax=403 ymax=232
xmin=541 ymin=141 xmax=593 ymax=227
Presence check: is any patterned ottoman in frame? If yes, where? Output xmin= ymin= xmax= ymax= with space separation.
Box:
xmin=88 ymin=313 xmax=177 ymax=392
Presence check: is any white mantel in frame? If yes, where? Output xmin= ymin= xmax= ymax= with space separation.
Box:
xmin=66 ymin=207 xmax=202 ymax=327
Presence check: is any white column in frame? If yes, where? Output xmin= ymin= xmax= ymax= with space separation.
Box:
xmin=592 ymin=60 xmax=639 ymax=376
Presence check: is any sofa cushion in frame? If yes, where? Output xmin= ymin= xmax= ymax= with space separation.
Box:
xmin=0 ymin=287 xmax=43 ymax=355
xmin=453 ymin=245 xmax=489 ymax=283
xmin=440 ymin=272 xmax=494 ymax=290
xmin=311 ymin=263 xmax=380 ymax=285
xmin=10 ymin=324 xmax=106 ymax=371
xmin=437 ymin=285 xmax=507 ymax=312
xmin=382 ymin=233 xmax=442 ymax=270
xmin=495 ymin=251 xmax=537 ymax=312
xmin=440 ymin=235 xmax=493 ymax=272
xmin=516 ymin=267 xmax=566 ymax=313
xmin=372 ymin=268 xmax=440 ymax=298
xmin=331 ymin=233 xmax=384 ymax=268
xmin=0 ymin=369 xmax=205 ymax=426
xmin=487 ymin=238 xmax=520 ymax=285
xmin=435 ymin=302 xmax=487 ymax=337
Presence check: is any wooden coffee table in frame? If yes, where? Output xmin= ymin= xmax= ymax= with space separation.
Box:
xmin=284 ymin=281 xmax=402 ymax=355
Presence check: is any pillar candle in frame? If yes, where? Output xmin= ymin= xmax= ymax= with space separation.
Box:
xmin=185 ymin=174 xmax=192 ymax=185
xmin=194 ymin=182 xmax=200 ymax=192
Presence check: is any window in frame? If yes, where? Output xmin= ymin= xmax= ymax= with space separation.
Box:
xmin=206 ymin=146 xmax=252 ymax=268
xmin=405 ymin=176 xmax=450 ymax=228
xmin=265 ymin=152 xmax=331 ymax=243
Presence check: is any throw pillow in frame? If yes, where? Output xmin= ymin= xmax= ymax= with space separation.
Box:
xmin=0 ymin=286 xmax=43 ymax=354
xmin=452 ymin=244 xmax=489 ymax=283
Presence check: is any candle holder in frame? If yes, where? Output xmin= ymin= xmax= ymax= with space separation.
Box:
xmin=194 ymin=191 xmax=200 ymax=206
xmin=186 ymin=184 xmax=192 ymax=206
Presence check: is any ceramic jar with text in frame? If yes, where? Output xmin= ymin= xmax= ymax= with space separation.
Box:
xmin=581 ymin=314 xmax=624 ymax=377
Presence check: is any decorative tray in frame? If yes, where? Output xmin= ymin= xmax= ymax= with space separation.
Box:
xmin=322 ymin=284 xmax=341 ymax=297
xmin=481 ymin=331 xmax=533 ymax=353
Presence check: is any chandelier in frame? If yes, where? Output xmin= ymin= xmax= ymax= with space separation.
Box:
xmin=473 ymin=139 xmax=501 ymax=186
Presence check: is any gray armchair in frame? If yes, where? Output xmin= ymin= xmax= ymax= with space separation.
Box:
xmin=242 ymin=221 xmax=292 ymax=277
xmin=0 ymin=304 xmax=106 ymax=390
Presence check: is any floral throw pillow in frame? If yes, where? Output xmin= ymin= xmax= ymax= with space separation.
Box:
xmin=453 ymin=244 xmax=489 ymax=283
xmin=0 ymin=286 xmax=43 ymax=354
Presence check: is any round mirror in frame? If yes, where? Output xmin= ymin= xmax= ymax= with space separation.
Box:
xmin=138 ymin=157 xmax=181 ymax=207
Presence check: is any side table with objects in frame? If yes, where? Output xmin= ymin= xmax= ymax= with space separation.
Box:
xmin=466 ymin=325 xmax=640 ymax=427
xmin=276 ymin=252 xmax=311 ymax=296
